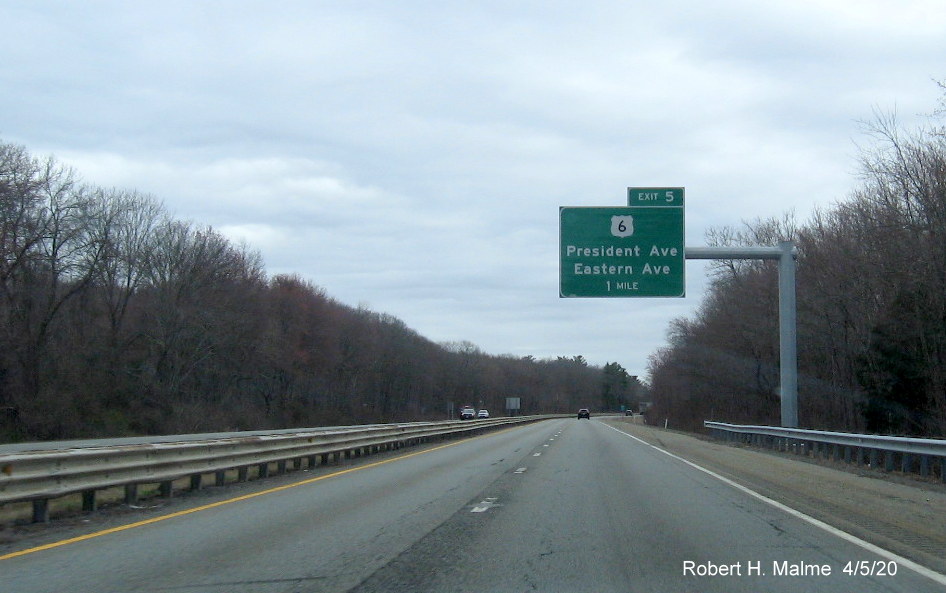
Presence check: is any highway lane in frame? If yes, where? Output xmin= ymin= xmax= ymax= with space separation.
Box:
xmin=2 ymin=418 xmax=943 ymax=592
xmin=351 ymin=419 xmax=944 ymax=592
xmin=3 ymin=420 xmax=556 ymax=592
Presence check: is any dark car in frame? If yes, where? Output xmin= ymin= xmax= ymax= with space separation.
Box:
xmin=577 ymin=408 xmax=590 ymax=419
xmin=460 ymin=406 xmax=476 ymax=420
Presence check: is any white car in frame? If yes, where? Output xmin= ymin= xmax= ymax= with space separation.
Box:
xmin=477 ymin=409 xmax=490 ymax=418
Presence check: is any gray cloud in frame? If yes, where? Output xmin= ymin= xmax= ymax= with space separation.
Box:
xmin=3 ymin=0 xmax=943 ymax=377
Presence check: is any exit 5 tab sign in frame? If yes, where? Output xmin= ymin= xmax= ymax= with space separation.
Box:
xmin=628 ymin=187 xmax=684 ymax=206
xmin=559 ymin=188 xmax=685 ymax=298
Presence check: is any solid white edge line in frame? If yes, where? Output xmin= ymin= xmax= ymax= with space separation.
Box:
xmin=602 ymin=423 xmax=946 ymax=587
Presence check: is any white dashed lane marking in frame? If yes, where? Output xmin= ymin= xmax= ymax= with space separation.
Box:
xmin=471 ymin=497 xmax=501 ymax=513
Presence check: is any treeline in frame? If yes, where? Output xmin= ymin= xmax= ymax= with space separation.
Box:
xmin=648 ymin=101 xmax=946 ymax=437
xmin=0 ymin=140 xmax=640 ymax=441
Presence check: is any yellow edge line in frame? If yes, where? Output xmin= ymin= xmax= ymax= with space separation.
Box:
xmin=1 ymin=427 xmax=517 ymax=561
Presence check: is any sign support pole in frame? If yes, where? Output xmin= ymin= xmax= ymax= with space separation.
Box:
xmin=776 ymin=241 xmax=798 ymax=428
xmin=685 ymin=243 xmax=798 ymax=428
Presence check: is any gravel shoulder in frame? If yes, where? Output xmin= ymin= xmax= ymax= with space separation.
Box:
xmin=603 ymin=418 xmax=946 ymax=575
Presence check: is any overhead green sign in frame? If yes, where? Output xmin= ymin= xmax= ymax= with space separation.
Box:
xmin=560 ymin=201 xmax=685 ymax=298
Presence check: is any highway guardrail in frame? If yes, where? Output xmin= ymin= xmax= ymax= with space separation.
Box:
xmin=705 ymin=421 xmax=946 ymax=483
xmin=0 ymin=416 xmax=555 ymax=523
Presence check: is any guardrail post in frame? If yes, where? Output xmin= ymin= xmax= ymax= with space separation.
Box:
xmin=159 ymin=481 xmax=173 ymax=498
xmin=901 ymin=453 xmax=913 ymax=474
xmin=32 ymin=499 xmax=49 ymax=523
xmin=190 ymin=474 xmax=203 ymax=491
xmin=215 ymin=470 xmax=227 ymax=486
xmin=920 ymin=455 xmax=930 ymax=477
xmin=82 ymin=490 xmax=97 ymax=512
xmin=125 ymin=484 xmax=138 ymax=505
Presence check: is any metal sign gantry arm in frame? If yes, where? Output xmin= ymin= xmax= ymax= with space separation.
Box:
xmin=685 ymin=242 xmax=798 ymax=428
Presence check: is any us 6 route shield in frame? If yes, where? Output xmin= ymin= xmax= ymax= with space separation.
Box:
xmin=559 ymin=206 xmax=685 ymax=298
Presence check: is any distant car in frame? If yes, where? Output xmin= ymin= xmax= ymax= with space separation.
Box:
xmin=477 ymin=409 xmax=489 ymax=418
xmin=625 ymin=410 xmax=633 ymax=416
xmin=577 ymin=408 xmax=590 ymax=419
xmin=460 ymin=406 xmax=476 ymax=420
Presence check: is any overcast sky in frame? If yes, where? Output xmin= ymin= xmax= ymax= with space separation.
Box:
xmin=2 ymin=1 xmax=944 ymax=378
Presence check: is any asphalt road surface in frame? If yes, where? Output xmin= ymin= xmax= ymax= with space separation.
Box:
xmin=2 ymin=418 xmax=944 ymax=592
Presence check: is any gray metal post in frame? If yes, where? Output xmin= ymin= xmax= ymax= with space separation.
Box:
xmin=777 ymin=241 xmax=798 ymax=427
xmin=685 ymin=242 xmax=798 ymax=427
